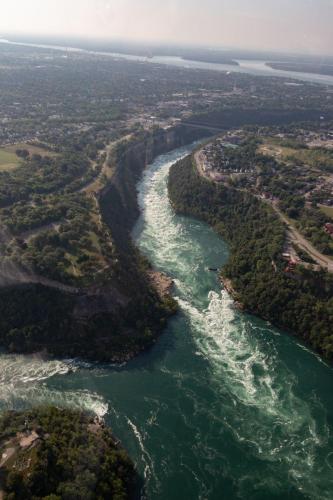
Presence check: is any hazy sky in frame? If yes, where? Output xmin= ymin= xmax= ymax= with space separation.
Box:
xmin=0 ymin=0 xmax=332 ymax=54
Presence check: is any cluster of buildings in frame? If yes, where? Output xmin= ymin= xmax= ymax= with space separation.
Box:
xmin=304 ymin=130 xmax=333 ymax=150
xmin=198 ymin=133 xmax=254 ymax=183
xmin=282 ymin=253 xmax=299 ymax=273
xmin=307 ymin=176 xmax=333 ymax=209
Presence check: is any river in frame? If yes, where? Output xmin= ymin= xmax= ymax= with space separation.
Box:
xmin=1 ymin=143 xmax=333 ymax=499
xmin=1 ymin=38 xmax=333 ymax=86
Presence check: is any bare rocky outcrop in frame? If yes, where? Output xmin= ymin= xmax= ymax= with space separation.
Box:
xmin=147 ymin=270 xmax=174 ymax=299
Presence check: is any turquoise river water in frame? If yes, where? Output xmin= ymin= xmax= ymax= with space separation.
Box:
xmin=1 ymin=144 xmax=333 ymax=499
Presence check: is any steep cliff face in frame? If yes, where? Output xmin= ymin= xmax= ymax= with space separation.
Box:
xmin=0 ymin=126 xmax=208 ymax=362
xmin=100 ymin=126 xmax=209 ymax=235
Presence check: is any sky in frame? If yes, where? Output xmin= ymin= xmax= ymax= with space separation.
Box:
xmin=0 ymin=0 xmax=332 ymax=55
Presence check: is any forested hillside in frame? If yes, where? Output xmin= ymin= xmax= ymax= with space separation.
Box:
xmin=168 ymin=155 xmax=333 ymax=358
xmin=0 ymin=407 xmax=139 ymax=499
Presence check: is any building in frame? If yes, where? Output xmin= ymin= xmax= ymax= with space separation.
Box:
xmin=324 ymin=223 xmax=333 ymax=236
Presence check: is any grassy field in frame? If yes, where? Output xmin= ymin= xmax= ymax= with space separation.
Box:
xmin=319 ymin=204 xmax=333 ymax=220
xmin=0 ymin=148 xmax=20 ymax=171
xmin=259 ymin=138 xmax=333 ymax=172
xmin=4 ymin=142 xmax=57 ymax=158
xmin=0 ymin=143 xmax=58 ymax=172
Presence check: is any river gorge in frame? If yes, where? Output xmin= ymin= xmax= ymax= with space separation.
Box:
xmin=1 ymin=144 xmax=333 ymax=499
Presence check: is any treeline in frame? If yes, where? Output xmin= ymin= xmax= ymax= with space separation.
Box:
xmin=268 ymin=62 xmax=333 ymax=77
xmin=0 ymin=153 xmax=93 ymax=207
xmin=0 ymin=278 xmax=177 ymax=362
xmin=184 ymin=109 xmax=333 ymax=129
xmin=0 ymin=407 xmax=139 ymax=499
xmin=168 ymin=155 xmax=333 ymax=358
xmin=2 ymin=193 xmax=90 ymax=234
xmin=0 ymin=129 xmax=195 ymax=362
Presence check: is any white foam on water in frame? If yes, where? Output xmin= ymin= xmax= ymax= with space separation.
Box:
xmin=136 ymin=148 xmax=201 ymax=275
xmin=135 ymin=146 xmax=333 ymax=499
xmin=0 ymin=353 xmax=75 ymax=387
xmin=0 ymin=353 xmax=108 ymax=418
xmin=178 ymin=289 xmax=332 ymax=498
xmin=126 ymin=416 xmax=159 ymax=491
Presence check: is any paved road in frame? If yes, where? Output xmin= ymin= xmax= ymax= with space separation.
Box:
xmin=195 ymin=147 xmax=333 ymax=273
xmin=270 ymin=202 xmax=333 ymax=273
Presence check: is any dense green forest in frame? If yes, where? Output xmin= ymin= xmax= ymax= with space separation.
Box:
xmin=0 ymin=153 xmax=95 ymax=208
xmin=2 ymin=193 xmax=88 ymax=234
xmin=184 ymin=109 xmax=333 ymax=129
xmin=168 ymin=155 xmax=333 ymax=358
xmin=0 ymin=407 xmax=139 ymax=499
xmin=0 ymin=130 xmax=193 ymax=362
xmin=0 ymin=276 xmax=177 ymax=362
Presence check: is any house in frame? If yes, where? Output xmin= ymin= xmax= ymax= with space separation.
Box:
xmin=324 ymin=223 xmax=333 ymax=236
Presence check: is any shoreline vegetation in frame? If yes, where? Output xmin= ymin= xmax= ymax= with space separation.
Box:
xmin=267 ymin=62 xmax=333 ymax=77
xmin=0 ymin=407 xmax=140 ymax=500
xmin=0 ymin=126 xmax=205 ymax=363
xmin=1 ymin=115 xmax=332 ymax=363
xmin=168 ymin=154 xmax=333 ymax=360
xmin=1 ymin=118 xmax=332 ymax=363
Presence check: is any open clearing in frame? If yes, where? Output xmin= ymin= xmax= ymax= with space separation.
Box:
xmin=320 ymin=204 xmax=333 ymax=220
xmin=0 ymin=148 xmax=20 ymax=171
xmin=4 ymin=142 xmax=58 ymax=158
xmin=0 ymin=143 xmax=57 ymax=171
xmin=259 ymin=138 xmax=333 ymax=172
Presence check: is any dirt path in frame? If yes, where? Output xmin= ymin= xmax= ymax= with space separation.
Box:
xmin=0 ymin=447 xmax=16 ymax=468
xmin=0 ymin=136 xmax=132 ymax=292
xmin=194 ymin=150 xmax=206 ymax=178
xmin=81 ymin=134 xmax=132 ymax=196
xmin=0 ymin=261 xmax=80 ymax=294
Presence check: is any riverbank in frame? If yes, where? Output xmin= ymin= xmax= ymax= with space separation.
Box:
xmin=220 ymin=276 xmax=244 ymax=311
xmin=2 ymin=143 xmax=333 ymax=500
xmin=0 ymin=407 xmax=140 ymax=499
xmin=0 ymin=126 xmax=209 ymax=363
xmin=267 ymin=61 xmax=333 ymax=77
xmin=168 ymin=154 xmax=333 ymax=360
xmin=195 ymin=141 xmax=333 ymax=274
xmin=147 ymin=270 xmax=174 ymax=299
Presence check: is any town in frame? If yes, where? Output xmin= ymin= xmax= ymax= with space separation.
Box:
xmin=196 ymin=124 xmax=333 ymax=272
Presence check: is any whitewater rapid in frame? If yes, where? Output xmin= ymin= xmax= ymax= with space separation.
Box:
xmin=0 ymin=354 xmax=108 ymax=417
xmin=1 ymin=143 xmax=333 ymax=499
xmin=134 ymin=145 xmax=333 ymax=499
